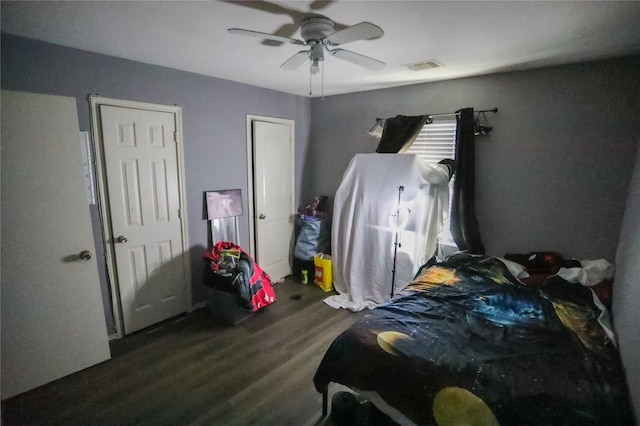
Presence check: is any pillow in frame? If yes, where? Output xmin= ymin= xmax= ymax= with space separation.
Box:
xmin=496 ymin=257 xmax=530 ymax=280
xmin=503 ymin=251 xmax=564 ymax=274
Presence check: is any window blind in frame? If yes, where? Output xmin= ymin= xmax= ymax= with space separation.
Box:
xmin=403 ymin=118 xmax=457 ymax=162
xmin=403 ymin=118 xmax=457 ymax=247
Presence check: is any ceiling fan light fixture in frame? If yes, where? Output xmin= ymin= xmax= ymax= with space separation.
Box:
xmin=310 ymin=58 xmax=320 ymax=75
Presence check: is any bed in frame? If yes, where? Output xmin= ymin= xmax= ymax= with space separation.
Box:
xmin=313 ymin=254 xmax=633 ymax=425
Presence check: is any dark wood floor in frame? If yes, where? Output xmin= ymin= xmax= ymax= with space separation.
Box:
xmin=2 ymin=278 xmax=369 ymax=426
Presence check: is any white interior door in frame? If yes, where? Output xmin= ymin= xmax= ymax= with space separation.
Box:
xmin=99 ymin=105 xmax=187 ymax=335
xmin=1 ymin=90 xmax=111 ymax=399
xmin=253 ymin=120 xmax=294 ymax=280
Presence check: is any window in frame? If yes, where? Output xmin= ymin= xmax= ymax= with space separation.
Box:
xmin=403 ymin=117 xmax=457 ymax=247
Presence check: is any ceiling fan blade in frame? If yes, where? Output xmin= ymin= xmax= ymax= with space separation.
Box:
xmin=281 ymin=51 xmax=310 ymax=69
xmin=325 ymin=22 xmax=384 ymax=45
xmin=228 ymin=28 xmax=305 ymax=45
xmin=309 ymin=0 xmax=333 ymax=10
xmin=261 ymin=22 xmax=302 ymax=46
xmin=223 ymin=1 xmax=299 ymax=16
xmin=330 ymin=49 xmax=385 ymax=70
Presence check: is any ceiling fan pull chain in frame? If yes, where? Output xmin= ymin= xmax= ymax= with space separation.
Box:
xmin=321 ymin=60 xmax=324 ymax=99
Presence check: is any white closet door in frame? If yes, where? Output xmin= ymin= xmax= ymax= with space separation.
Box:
xmin=1 ymin=90 xmax=111 ymax=399
xmin=253 ymin=120 xmax=294 ymax=280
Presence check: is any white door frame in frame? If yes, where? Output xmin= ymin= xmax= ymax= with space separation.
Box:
xmin=245 ymin=115 xmax=295 ymax=258
xmin=89 ymin=95 xmax=191 ymax=339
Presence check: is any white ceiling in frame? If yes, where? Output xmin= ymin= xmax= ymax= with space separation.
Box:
xmin=2 ymin=0 xmax=640 ymax=98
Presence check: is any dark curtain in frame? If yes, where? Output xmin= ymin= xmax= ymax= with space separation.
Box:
xmin=451 ymin=108 xmax=485 ymax=254
xmin=375 ymin=115 xmax=429 ymax=153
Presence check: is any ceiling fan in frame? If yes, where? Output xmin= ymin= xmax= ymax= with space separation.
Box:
xmin=228 ymin=16 xmax=386 ymax=74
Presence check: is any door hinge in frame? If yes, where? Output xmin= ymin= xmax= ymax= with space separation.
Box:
xmin=178 ymin=208 xmax=182 ymax=218
xmin=173 ymin=131 xmax=178 ymax=143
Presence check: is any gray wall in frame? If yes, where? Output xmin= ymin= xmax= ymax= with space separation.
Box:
xmin=1 ymin=34 xmax=311 ymax=332
xmin=306 ymin=56 xmax=640 ymax=261
xmin=613 ymin=143 xmax=640 ymax=419
xmin=306 ymin=57 xmax=640 ymax=418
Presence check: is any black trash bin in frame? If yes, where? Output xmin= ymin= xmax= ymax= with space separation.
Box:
xmin=202 ymin=266 xmax=253 ymax=325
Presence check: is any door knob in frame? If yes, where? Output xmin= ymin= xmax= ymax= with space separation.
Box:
xmin=116 ymin=235 xmax=128 ymax=243
xmin=259 ymin=214 xmax=266 ymax=220
xmin=80 ymin=250 xmax=92 ymax=261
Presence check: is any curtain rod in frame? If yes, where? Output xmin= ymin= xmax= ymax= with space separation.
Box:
xmin=427 ymin=108 xmax=498 ymax=121
xmin=375 ymin=108 xmax=498 ymax=123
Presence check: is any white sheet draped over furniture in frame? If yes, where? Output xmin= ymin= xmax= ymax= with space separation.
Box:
xmin=324 ymin=154 xmax=451 ymax=311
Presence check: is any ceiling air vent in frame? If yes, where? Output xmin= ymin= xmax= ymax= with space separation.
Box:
xmin=403 ymin=60 xmax=443 ymax=71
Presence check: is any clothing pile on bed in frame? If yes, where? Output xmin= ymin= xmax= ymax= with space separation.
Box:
xmin=314 ymin=253 xmax=633 ymax=426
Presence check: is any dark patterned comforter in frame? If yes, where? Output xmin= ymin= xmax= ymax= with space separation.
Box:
xmin=314 ymin=254 xmax=632 ymax=425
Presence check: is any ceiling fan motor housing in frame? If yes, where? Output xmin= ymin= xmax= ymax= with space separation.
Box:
xmin=300 ymin=17 xmax=335 ymax=43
